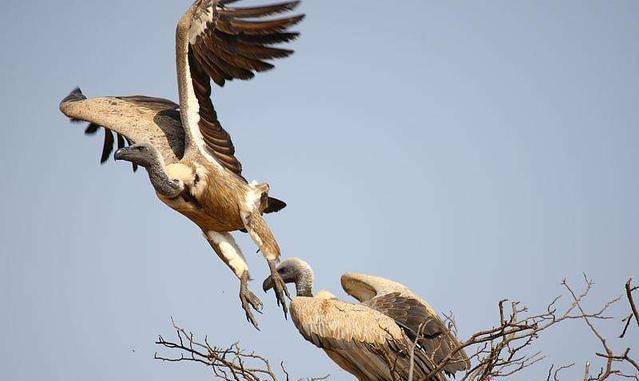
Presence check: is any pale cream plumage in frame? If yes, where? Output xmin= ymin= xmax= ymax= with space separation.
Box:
xmin=60 ymin=94 xmax=184 ymax=165
xmin=265 ymin=259 xmax=470 ymax=381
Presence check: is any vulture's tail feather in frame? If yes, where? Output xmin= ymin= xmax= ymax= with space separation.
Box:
xmin=264 ymin=197 xmax=287 ymax=213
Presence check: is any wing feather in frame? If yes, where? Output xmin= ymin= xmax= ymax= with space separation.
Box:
xmin=226 ymin=15 xmax=304 ymax=34
xmin=100 ymin=128 xmax=114 ymax=164
xmin=116 ymin=133 xmax=125 ymax=150
xmin=341 ymin=273 xmax=471 ymax=374
xmin=216 ymin=35 xmax=293 ymax=59
xmin=176 ymin=0 xmax=303 ymax=177
xmin=59 ymin=88 xmax=185 ymax=167
xmin=291 ymin=298 xmax=404 ymax=349
xmin=235 ymin=31 xmax=299 ymax=45
xmin=84 ymin=123 xmax=100 ymax=135
xmin=218 ymin=1 xmax=300 ymax=18
xmin=125 ymin=137 xmax=139 ymax=172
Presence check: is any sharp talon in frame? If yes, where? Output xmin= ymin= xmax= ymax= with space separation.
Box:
xmin=283 ymin=284 xmax=292 ymax=300
xmin=251 ymin=297 xmax=263 ymax=312
xmin=266 ymin=259 xmax=290 ymax=318
xmin=244 ymin=308 xmax=260 ymax=330
xmin=240 ymin=274 xmax=263 ymax=330
xmin=246 ymin=313 xmax=260 ymax=330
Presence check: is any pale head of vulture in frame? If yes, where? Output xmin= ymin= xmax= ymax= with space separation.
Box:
xmin=263 ymin=257 xmax=314 ymax=297
xmin=114 ymin=143 xmax=184 ymax=198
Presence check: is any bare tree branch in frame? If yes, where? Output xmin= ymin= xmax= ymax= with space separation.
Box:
xmin=624 ymin=279 xmax=639 ymax=331
xmin=155 ymin=275 xmax=637 ymax=381
xmin=154 ymin=318 xmax=328 ymax=381
xmin=410 ymin=274 xmax=638 ymax=381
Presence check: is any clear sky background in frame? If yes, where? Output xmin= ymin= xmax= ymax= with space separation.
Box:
xmin=1 ymin=1 xmax=637 ymax=380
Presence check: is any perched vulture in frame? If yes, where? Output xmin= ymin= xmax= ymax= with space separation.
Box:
xmin=59 ymin=0 xmax=305 ymax=328
xmin=263 ymin=258 xmax=471 ymax=381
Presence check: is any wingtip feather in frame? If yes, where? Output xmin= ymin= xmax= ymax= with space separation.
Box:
xmin=60 ymin=87 xmax=86 ymax=108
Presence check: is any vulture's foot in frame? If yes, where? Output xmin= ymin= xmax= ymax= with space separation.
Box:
xmin=240 ymin=271 xmax=263 ymax=330
xmin=267 ymin=259 xmax=291 ymax=319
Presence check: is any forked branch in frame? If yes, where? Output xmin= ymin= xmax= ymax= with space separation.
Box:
xmin=409 ymin=275 xmax=638 ymax=381
xmin=154 ymin=318 xmax=328 ymax=381
xmin=620 ymin=278 xmax=639 ymax=339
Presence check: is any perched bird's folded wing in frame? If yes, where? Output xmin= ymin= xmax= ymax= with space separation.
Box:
xmin=290 ymin=297 xmax=447 ymax=381
xmin=176 ymin=0 xmax=303 ymax=177
xmin=341 ymin=273 xmax=471 ymax=374
xmin=290 ymin=298 xmax=405 ymax=350
xmin=59 ymin=88 xmax=184 ymax=167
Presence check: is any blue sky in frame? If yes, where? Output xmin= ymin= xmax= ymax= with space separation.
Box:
xmin=0 ymin=1 xmax=637 ymax=380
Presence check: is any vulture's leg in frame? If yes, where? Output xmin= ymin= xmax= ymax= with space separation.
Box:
xmin=204 ymin=231 xmax=263 ymax=329
xmin=240 ymin=210 xmax=290 ymax=318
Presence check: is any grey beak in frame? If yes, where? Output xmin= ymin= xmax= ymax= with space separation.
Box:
xmin=113 ymin=147 xmax=127 ymax=161
xmin=262 ymin=276 xmax=274 ymax=292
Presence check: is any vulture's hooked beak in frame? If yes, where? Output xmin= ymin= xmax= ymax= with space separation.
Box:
xmin=113 ymin=147 xmax=128 ymax=161
xmin=262 ymin=275 xmax=274 ymax=292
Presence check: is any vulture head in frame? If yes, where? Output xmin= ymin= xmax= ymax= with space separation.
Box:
xmin=263 ymin=257 xmax=314 ymax=297
xmin=114 ymin=143 xmax=160 ymax=168
xmin=114 ymin=142 xmax=184 ymax=198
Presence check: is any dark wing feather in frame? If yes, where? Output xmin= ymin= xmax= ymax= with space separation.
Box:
xmin=125 ymin=137 xmax=138 ymax=172
xmin=86 ymin=125 xmax=135 ymax=172
xmin=365 ymin=293 xmax=445 ymax=340
xmin=218 ymin=1 xmax=300 ymax=18
xmin=84 ymin=123 xmax=100 ymax=135
xmin=364 ymin=293 xmax=470 ymax=374
xmin=183 ymin=0 xmax=303 ymax=177
xmin=116 ymin=133 xmax=125 ymax=150
xmin=115 ymin=133 xmax=137 ymax=173
xmin=189 ymin=50 xmax=244 ymax=176
xmin=100 ymin=129 xmax=114 ymax=164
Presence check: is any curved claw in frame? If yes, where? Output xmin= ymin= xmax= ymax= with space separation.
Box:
xmin=240 ymin=272 xmax=263 ymax=330
xmin=268 ymin=260 xmax=289 ymax=319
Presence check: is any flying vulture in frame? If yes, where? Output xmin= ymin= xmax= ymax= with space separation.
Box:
xmin=59 ymin=0 xmax=305 ymax=328
xmin=263 ymin=258 xmax=471 ymax=381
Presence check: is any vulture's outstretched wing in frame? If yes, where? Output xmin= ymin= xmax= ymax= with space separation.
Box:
xmin=290 ymin=297 xmax=446 ymax=381
xmin=59 ymin=88 xmax=285 ymax=213
xmin=341 ymin=272 xmax=471 ymax=375
xmin=175 ymin=0 xmax=303 ymax=177
xmin=59 ymin=88 xmax=185 ymax=167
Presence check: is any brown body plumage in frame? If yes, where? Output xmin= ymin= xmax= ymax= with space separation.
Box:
xmin=161 ymin=160 xmax=253 ymax=232
xmin=59 ymin=0 xmax=304 ymax=327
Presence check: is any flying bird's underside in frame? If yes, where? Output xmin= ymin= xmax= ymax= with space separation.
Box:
xmin=59 ymin=0 xmax=305 ymax=328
